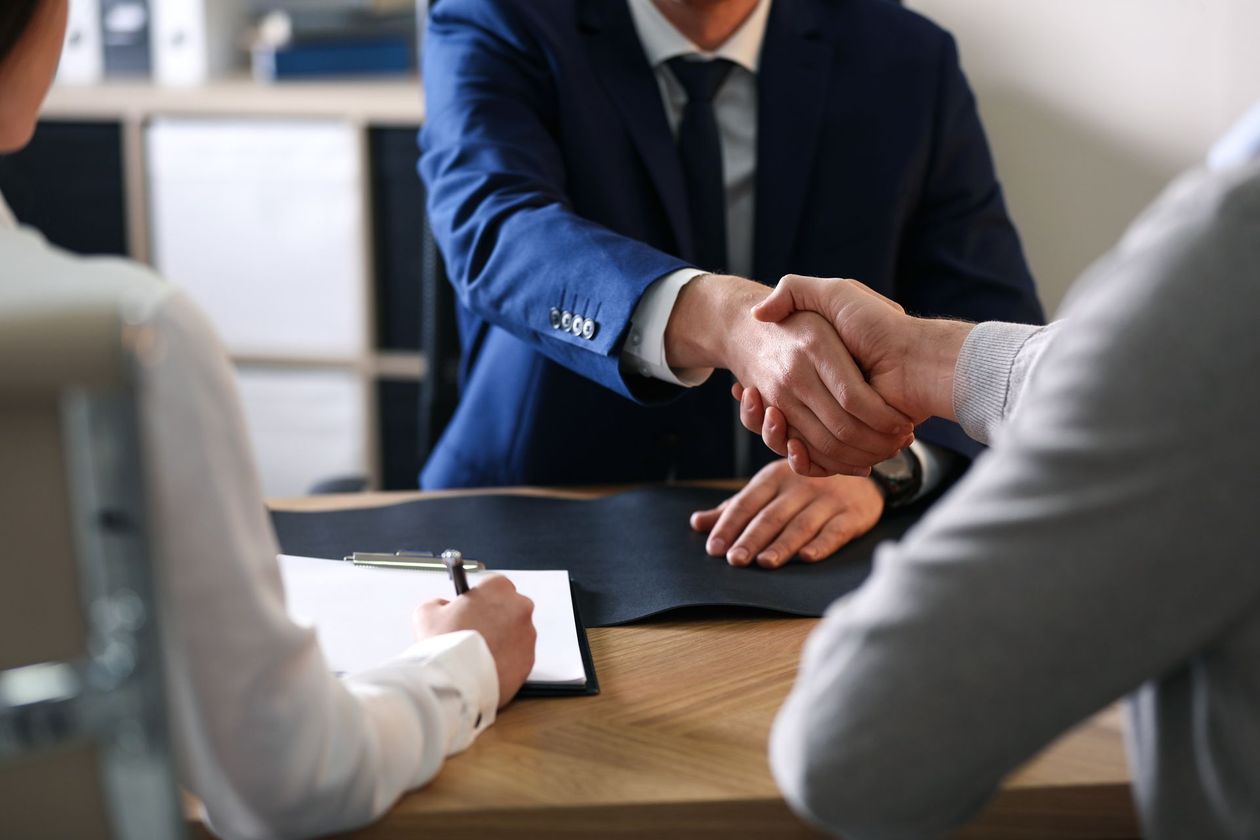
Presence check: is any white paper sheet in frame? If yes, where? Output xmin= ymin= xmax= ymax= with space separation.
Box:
xmin=278 ymin=555 xmax=587 ymax=686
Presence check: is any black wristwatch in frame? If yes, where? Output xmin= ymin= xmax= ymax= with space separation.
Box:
xmin=870 ymin=448 xmax=923 ymax=509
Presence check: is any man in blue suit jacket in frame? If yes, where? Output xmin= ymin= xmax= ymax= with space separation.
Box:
xmin=420 ymin=0 xmax=1043 ymax=563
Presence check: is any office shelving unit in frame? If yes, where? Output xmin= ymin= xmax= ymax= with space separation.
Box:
xmin=33 ymin=76 xmax=429 ymax=492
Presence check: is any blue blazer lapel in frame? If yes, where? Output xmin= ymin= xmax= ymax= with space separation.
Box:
xmin=754 ymin=0 xmax=832 ymax=282
xmin=578 ymin=0 xmax=694 ymax=261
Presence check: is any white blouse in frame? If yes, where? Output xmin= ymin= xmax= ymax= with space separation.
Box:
xmin=0 ymin=205 xmax=499 ymax=840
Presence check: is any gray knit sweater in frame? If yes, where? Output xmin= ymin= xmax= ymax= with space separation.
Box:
xmin=770 ymin=159 xmax=1260 ymax=839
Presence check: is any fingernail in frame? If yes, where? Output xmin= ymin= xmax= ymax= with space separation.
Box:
xmin=758 ymin=550 xmax=779 ymax=566
xmin=708 ymin=538 xmax=727 ymax=555
xmin=728 ymin=547 xmax=749 ymax=565
xmin=799 ymin=549 xmax=815 ymax=561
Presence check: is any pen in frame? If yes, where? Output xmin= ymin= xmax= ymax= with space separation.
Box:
xmin=442 ymin=549 xmax=470 ymax=596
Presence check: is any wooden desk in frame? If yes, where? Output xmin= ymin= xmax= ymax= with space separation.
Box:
xmin=242 ymin=489 xmax=1139 ymax=839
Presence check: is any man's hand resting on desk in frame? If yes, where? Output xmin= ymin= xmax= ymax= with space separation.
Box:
xmin=413 ymin=575 xmax=537 ymax=708
xmin=664 ymin=274 xmax=915 ymax=475
xmin=739 ymin=275 xmax=976 ymax=477
xmin=690 ymin=460 xmax=884 ymax=568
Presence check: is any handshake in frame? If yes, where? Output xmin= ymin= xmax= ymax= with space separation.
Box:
xmin=667 ymin=273 xmax=975 ymax=477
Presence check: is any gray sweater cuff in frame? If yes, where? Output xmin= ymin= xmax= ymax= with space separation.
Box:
xmin=952 ymin=322 xmax=1045 ymax=445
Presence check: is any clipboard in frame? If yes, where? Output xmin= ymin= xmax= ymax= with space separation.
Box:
xmin=278 ymin=554 xmax=599 ymax=698
xmin=517 ymin=579 xmax=600 ymax=698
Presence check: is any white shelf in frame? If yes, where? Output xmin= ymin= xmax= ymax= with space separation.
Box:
xmin=43 ymin=75 xmax=426 ymax=126
xmin=36 ymin=76 xmax=433 ymax=490
xmin=232 ymin=352 xmax=427 ymax=380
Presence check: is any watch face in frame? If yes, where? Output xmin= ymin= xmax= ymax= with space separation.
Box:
xmin=875 ymin=452 xmax=914 ymax=483
xmin=873 ymin=451 xmax=920 ymax=507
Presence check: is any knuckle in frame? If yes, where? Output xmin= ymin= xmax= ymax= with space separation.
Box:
xmin=777 ymin=521 xmax=808 ymax=544
xmin=828 ymin=418 xmax=855 ymax=442
xmin=803 ymin=330 xmax=826 ymax=356
xmin=828 ymin=520 xmax=855 ymax=542
xmin=762 ymin=510 xmax=788 ymax=531
xmin=838 ymin=388 xmax=869 ymax=419
xmin=832 ymin=381 xmax=852 ymax=408
xmin=817 ymin=436 xmax=846 ymax=462
xmin=721 ymin=510 xmax=748 ymax=530
xmin=732 ymin=490 xmax=767 ymax=516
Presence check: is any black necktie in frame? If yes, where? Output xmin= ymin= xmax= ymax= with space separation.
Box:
xmin=667 ymin=57 xmax=735 ymax=273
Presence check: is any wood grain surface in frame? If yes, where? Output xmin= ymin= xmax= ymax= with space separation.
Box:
xmin=194 ymin=487 xmax=1139 ymax=838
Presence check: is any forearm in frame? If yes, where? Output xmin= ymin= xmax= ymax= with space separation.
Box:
xmin=896 ymin=318 xmax=1060 ymax=446
xmin=663 ymin=273 xmax=769 ymax=371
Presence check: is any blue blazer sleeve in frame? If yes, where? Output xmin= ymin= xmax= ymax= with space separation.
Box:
xmin=419 ymin=2 xmax=689 ymax=401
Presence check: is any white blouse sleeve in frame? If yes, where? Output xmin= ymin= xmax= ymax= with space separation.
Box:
xmin=140 ymin=291 xmax=498 ymax=840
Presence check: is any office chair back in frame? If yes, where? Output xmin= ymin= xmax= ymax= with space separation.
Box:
xmin=0 ymin=285 xmax=185 ymax=839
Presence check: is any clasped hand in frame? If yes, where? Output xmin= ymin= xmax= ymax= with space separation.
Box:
xmin=735 ymin=275 xmax=940 ymax=477
xmin=666 ymin=274 xmax=916 ymax=477
xmin=687 ymin=274 xmax=968 ymax=568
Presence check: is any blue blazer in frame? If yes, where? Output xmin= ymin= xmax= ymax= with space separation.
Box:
xmin=419 ymin=0 xmax=1043 ymax=489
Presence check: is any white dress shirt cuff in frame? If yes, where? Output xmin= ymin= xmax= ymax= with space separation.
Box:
xmin=622 ymin=268 xmax=715 ymax=387
xmin=395 ymin=630 xmax=500 ymax=752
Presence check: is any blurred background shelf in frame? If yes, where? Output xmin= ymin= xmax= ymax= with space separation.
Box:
xmin=4 ymin=77 xmax=434 ymax=495
xmin=15 ymin=0 xmax=1254 ymax=495
xmin=42 ymin=75 xmax=425 ymax=124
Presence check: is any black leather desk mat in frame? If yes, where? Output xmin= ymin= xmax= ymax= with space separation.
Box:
xmin=272 ymin=486 xmax=924 ymax=627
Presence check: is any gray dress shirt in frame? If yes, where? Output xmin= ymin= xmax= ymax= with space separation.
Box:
xmin=769 ymin=158 xmax=1260 ymax=839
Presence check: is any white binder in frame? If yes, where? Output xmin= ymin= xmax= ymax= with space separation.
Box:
xmin=235 ymin=368 xmax=368 ymax=498
xmin=150 ymin=0 xmax=247 ymax=86
xmin=145 ymin=118 xmax=369 ymax=360
xmin=57 ymin=0 xmax=105 ymax=86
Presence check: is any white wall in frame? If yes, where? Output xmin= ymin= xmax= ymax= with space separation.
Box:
xmin=906 ymin=0 xmax=1260 ymax=314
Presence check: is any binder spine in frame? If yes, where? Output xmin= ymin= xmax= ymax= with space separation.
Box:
xmin=58 ymin=0 xmax=105 ymax=86
xmin=101 ymin=0 xmax=152 ymax=78
xmin=151 ymin=0 xmax=247 ymax=87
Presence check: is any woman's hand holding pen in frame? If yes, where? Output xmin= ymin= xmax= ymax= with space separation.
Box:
xmin=413 ymin=575 xmax=537 ymax=708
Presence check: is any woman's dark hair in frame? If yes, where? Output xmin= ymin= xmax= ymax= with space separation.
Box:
xmin=0 ymin=0 xmax=42 ymax=68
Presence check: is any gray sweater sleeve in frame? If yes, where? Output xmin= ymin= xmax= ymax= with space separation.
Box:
xmin=952 ymin=320 xmax=1062 ymax=445
xmin=769 ymin=162 xmax=1260 ymax=840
